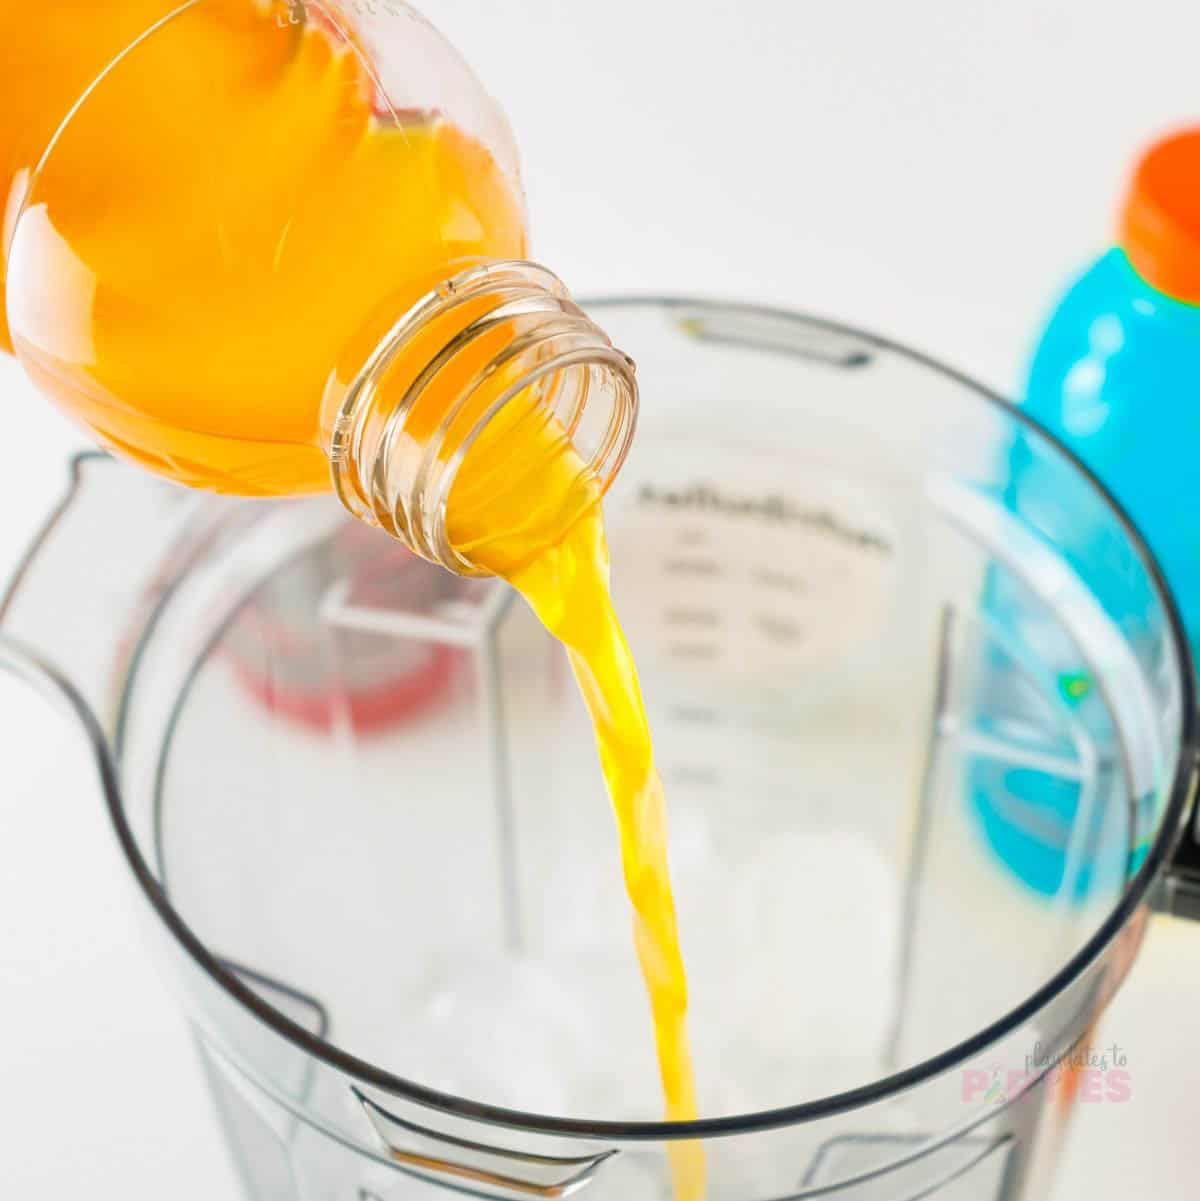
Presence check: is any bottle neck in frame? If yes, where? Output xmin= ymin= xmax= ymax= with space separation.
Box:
xmin=1109 ymin=247 xmax=1200 ymax=324
xmin=324 ymin=260 xmax=637 ymax=576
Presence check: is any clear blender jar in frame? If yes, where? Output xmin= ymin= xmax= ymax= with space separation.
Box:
xmin=3 ymin=298 xmax=1198 ymax=1200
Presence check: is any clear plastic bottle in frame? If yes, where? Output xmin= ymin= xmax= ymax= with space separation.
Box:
xmin=3 ymin=0 xmax=637 ymax=574
xmin=3 ymin=8 xmax=702 ymax=1181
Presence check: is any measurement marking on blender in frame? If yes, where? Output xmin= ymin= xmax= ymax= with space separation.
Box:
xmin=666 ymin=642 xmax=720 ymax=660
xmin=753 ymin=567 xmax=805 ymax=594
xmin=663 ymin=557 xmax=721 ymax=577
xmin=663 ymin=607 xmax=721 ymax=629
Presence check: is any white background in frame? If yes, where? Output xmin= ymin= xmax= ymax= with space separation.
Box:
xmin=3 ymin=1 xmax=1200 ymax=1197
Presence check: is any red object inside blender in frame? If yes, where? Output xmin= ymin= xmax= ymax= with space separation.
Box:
xmin=226 ymin=525 xmax=458 ymax=735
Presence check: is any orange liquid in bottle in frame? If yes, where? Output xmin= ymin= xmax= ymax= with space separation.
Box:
xmin=5 ymin=4 xmax=703 ymax=1193
xmin=0 ymin=0 xmax=185 ymax=351
xmin=7 ymin=0 xmax=527 ymax=493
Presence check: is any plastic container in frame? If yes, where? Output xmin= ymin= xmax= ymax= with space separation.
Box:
xmin=2 ymin=0 xmax=636 ymax=572
xmin=3 ymin=299 xmax=1199 ymax=1201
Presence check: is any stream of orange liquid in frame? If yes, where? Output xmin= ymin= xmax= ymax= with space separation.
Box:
xmin=448 ymin=405 xmax=705 ymax=1198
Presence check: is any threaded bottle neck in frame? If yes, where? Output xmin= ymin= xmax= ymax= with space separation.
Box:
xmin=326 ymin=260 xmax=637 ymax=575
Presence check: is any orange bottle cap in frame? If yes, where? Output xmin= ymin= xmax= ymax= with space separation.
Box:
xmin=1119 ymin=126 xmax=1200 ymax=305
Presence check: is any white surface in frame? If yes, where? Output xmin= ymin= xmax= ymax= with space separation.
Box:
xmin=4 ymin=1 xmax=1200 ymax=1196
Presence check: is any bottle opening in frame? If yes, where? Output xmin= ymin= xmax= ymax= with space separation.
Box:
xmin=327 ymin=261 xmax=638 ymax=575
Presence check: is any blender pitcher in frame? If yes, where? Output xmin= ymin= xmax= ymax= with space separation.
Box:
xmin=3 ymin=300 xmax=1200 ymax=1201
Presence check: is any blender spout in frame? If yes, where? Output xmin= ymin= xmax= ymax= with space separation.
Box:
xmin=0 ymin=635 xmax=122 ymax=815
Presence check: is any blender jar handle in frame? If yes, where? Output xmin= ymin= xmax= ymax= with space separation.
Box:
xmin=1158 ymin=757 xmax=1200 ymax=919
